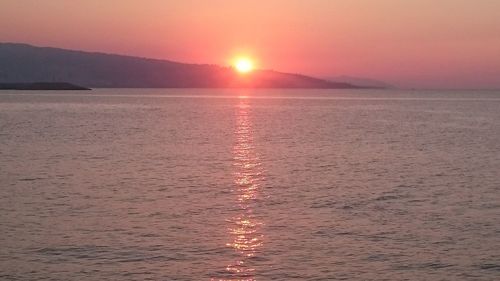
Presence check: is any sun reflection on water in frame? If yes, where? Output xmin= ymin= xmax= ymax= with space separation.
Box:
xmin=212 ymin=98 xmax=265 ymax=281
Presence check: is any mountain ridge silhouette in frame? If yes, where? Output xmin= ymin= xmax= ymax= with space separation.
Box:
xmin=0 ymin=43 xmax=363 ymax=89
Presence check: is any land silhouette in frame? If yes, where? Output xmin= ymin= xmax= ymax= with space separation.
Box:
xmin=0 ymin=43 xmax=369 ymax=89
xmin=0 ymin=82 xmax=89 ymax=90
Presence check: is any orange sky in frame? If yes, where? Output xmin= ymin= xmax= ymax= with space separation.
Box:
xmin=1 ymin=0 xmax=500 ymax=89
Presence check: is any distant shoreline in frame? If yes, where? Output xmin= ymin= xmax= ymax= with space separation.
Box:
xmin=0 ymin=43 xmax=363 ymax=89
xmin=0 ymin=82 xmax=91 ymax=90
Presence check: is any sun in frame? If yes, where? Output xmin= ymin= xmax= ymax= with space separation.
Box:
xmin=234 ymin=57 xmax=254 ymax=73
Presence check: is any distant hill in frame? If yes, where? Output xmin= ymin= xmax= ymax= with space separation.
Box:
xmin=326 ymin=76 xmax=392 ymax=89
xmin=0 ymin=82 xmax=89 ymax=90
xmin=0 ymin=43 xmax=360 ymax=89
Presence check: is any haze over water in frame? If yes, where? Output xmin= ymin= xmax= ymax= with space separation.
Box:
xmin=0 ymin=89 xmax=499 ymax=280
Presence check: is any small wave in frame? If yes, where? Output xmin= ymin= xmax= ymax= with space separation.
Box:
xmin=374 ymin=195 xmax=400 ymax=201
xmin=477 ymin=263 xmax=500 ymax=271
xmin=394 ymin=262 xmax=455 ymax=270
xmin=18 ymin=177 xmax=45 ymax=182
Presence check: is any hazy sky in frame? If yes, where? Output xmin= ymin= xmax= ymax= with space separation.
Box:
xmin=1 ymin=0 xmax=500 ymax=88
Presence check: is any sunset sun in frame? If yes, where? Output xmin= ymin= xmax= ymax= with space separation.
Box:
xmin=234 ymin=58 xmax=254 ymax=73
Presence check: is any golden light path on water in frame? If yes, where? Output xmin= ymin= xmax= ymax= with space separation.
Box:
xmin=213 ymin=97 xmax=265 ymax=281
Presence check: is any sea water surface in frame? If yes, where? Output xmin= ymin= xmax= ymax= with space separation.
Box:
xmin=0 ymin=89 xmax=499 ymax=280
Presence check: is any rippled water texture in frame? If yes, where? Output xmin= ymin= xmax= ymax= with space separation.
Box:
xmin=1 ymin=89 xmax=499 ymax=280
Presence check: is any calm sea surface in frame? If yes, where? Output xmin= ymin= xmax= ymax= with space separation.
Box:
xmin=0 ymin=89 xmax=499 ymax=281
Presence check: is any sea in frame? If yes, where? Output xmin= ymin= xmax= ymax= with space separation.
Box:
xmin=0 ymin=89 xmax=499 ymax=281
